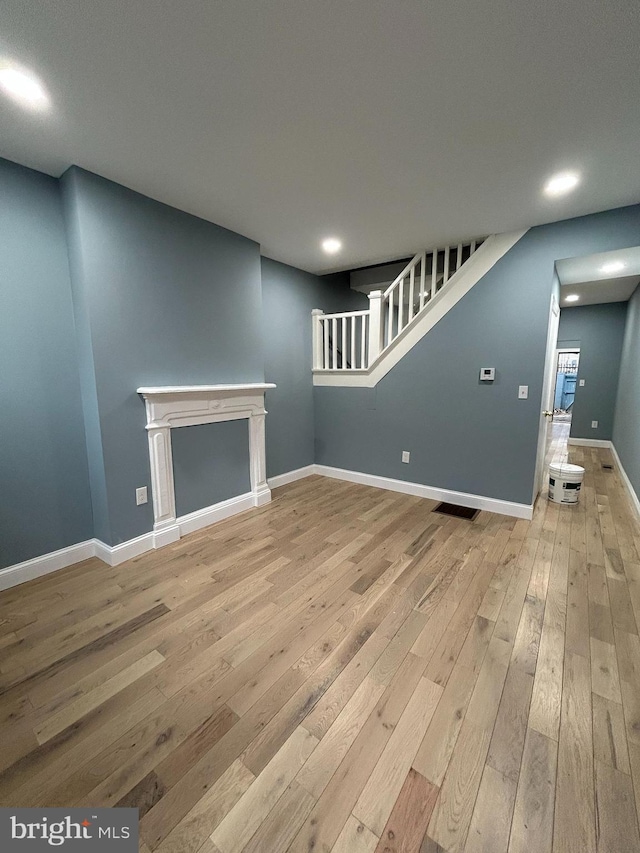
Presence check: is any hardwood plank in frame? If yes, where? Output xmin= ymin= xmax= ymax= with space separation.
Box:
xmin=427 ymin=719 xmax=491 ymax=853
xmin=1 ymin=687 xmax=166 ymax=807
xmin=353 ymin=676 xmax=442 ymax=836
xmin=529 ymin=589 xmax=566 ymax=741
xmin=297 ymin=675 xmax=385 ymax=798
xmin=412 ymin=662 xmax=477 ymax=786
xmin=410 ymin=597 xmax=458 ymax=662
xmin=368 ymin=611 xmax=428 ymax=685
xmin=465 ymin=765 xmax=516 ymax=853
xmin=590 ymin=637 xmax=622 ymax=704
xmin=301 ymin=632 xmax=389 ymax=740
xmin=464 ymin=634 xmax=511 ymax=731
xmin=594 ymin=760 xmax=640 ymax=853
xmin=288 ymin=653 xmax=426 ymax=853
xmin=33 ymin=650 xmax=164 ymax=744
xmin=553 ymin=651 xmax=595 ymax=853
xmin=373 ymin=768 xmax=439 ymax=853
xmin=628 ymin=741 xmax=640 ymax=833
xmin=478 ymin=585 xmax=506 ymax=622
xmin=240 ymin=781 xmax=315 ymax=853
xmin=116 ymin=770 xmax=166 ymax=820
xmin=424 ymin=559 xmax=496 ymax=687
xmin=607 ymin=576 xmax=638 ymax=635
xmin=0 ymin=604 xmax=170 ymax=697
xmin=494 ymin=552 xmax=535 ymax=646
xmin=487 ymin=664 xmax=534 ymax=781
xmin=565 ymin=549 xmax=590 ymax=657
xmin=334 ymin=815 xmax=379 ymax=853
xmin=508 ymin=728 xmax=557 ymax=853
xmin=155 ymin=704 xmax=239 ymax=789
xmin=149 ymin=758 xmax=254 ymax=853
xmin=241 ymin=613 xmax=388 ymax=776
xmin=592 ymin=693 xmax=631 ymax=774
xmin=511 ymin=592 xmax=545 ymax=677
xmin=210 ymin=726 xmax=317 ymax=853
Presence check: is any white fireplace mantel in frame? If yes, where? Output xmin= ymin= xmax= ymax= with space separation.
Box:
xmin=138 ymin=383 xmax=276 ymax=547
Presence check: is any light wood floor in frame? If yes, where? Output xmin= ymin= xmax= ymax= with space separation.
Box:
xmin=1 ymin=426 xmax=640 ymax=853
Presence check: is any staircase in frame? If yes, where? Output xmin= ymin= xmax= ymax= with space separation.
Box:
xmin=312 ymin=230 xmax=527 ymax=387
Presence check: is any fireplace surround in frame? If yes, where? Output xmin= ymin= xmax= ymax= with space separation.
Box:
xmin=137 ymin=383 xmax=276 ymax=546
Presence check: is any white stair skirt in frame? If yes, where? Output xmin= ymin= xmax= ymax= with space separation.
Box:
xmin=137 ymin=384 xmax=276 ymax=546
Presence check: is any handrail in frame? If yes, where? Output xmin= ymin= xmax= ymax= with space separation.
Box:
xmin=312 ymin=237 xmax=487 ymax=372
xmin=319 ymin=309 xmax=370 ymax=319
xmin=383 ymin=252 xmax=422 ymax=298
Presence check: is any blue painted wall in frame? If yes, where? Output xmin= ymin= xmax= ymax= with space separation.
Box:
xmin=314 ymin=204 xmax=640 ymax=506
xmin=613 ymin=285 xmax=640 ymax=500
xmin=261 ymin=258 xmax=366 ymax=478
xmin=61 ymin=167 xmax=264 ymax=545
xmin=558 ymin=303 xmax=627 ymax=441
xmin=172 ymin=421 xmax=251 ymax=517
xmin=0 ymin=159 xmax=93 ymax=569
xmin=2 ymin=153 xmax=639 ymax=569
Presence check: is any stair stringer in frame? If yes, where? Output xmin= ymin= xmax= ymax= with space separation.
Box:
xmin=313 ymin=228 xmax=529 ymax=388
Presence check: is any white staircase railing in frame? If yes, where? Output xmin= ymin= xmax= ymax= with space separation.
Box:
xmin=312 ymin=308 xmax=369 ymax=371
xmin=312 ymin=239 xmax=484 ymax=372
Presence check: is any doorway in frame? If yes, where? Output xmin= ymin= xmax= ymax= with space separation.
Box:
xmin=552 ymin=348 xmax=580 ymax=424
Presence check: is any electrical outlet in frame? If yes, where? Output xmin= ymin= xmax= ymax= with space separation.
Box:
xmin=591 ymin=420 xmax=598 ymax=429
xmin=401 ymin=451 xmax=410 ymax=464
xmin=136 ymin=486 xmax=148 ymax=505
xmin=579 ymin=379 xmax=585 ymax=386
xmin=518 ymin=385 xmax=529 ymax=399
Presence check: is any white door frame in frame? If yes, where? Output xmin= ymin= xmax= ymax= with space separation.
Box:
xmin=533 ymin=293 xmax=561 ymax=501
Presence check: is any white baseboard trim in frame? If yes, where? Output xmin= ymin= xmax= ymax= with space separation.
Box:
xmin=177 ymin=492 xmax=256 ymax=537
xmin=314 ymin=464 xmax=534 ymax=519
xmin=1 ymin=461 xmax=536 ymax=590
xmin=611 ymin=444 xmax=640 ymax=520
xmin=0 ymin=491 xmax=267 ymax=586
xmin=0 ymin=540 xmax=96 ymax=592
xmin=268 ymin=465 xmax=316 ymax=489
xmin=101 ymin=491 xmax=259 ymax=566
xmin=93 ymin=532 xmax=157 ymax=567
xmin=567 ymin=438 xmax=613 ymax=448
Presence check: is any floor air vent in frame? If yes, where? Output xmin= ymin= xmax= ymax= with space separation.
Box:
xmin=602 ymin=463 xmax=614 ymax=470
xmin=433 ymin=502 xmax=479 ymax=521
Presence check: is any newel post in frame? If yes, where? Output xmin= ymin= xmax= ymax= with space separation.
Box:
xmin=312 ymin=309 xmax=324 ymax=369
xmin=368 ymin=290 xmax=384 ymax=365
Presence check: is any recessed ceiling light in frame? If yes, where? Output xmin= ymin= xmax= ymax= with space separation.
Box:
xmin=543 ymin=171 xmax=580 ymax=198
xmin=0 ymin=61 xmax=49 ymax=111
xmin=321 ymin=237 xmax=342 ymax=254
xmin=564 ymin=294 xmax=580 ymax=302
xmin=599 ymin=260 xmax=626 ymax=274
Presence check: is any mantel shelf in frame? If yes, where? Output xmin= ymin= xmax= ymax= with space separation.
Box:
xmin=137 ymin=383 xmax=276 ymax=396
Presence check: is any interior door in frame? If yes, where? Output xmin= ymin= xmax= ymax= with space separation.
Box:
xmin=533 ymin=293 xmax=561 ymax=500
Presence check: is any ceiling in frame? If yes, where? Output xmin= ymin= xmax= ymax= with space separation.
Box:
xmin=1 ymin=1 xmax=640 ymax=274
xmin=556 ymin=247 xmax=640 ymax=306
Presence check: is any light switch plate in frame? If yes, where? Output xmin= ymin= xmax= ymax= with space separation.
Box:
xmin=136 ymin=486 xmax=148 ymax=505
xmin=579 ymin=379 xmax=585 ymax=386
xmin=518 ymin=385 xmax=529 ymax=399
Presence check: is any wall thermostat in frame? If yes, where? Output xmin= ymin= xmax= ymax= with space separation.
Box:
xmin=480 ymin=368 xmax=495 ymax=381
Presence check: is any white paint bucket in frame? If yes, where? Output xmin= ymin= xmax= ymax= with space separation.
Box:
xmin=548 ymin=462 xmax=585 ymax=505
